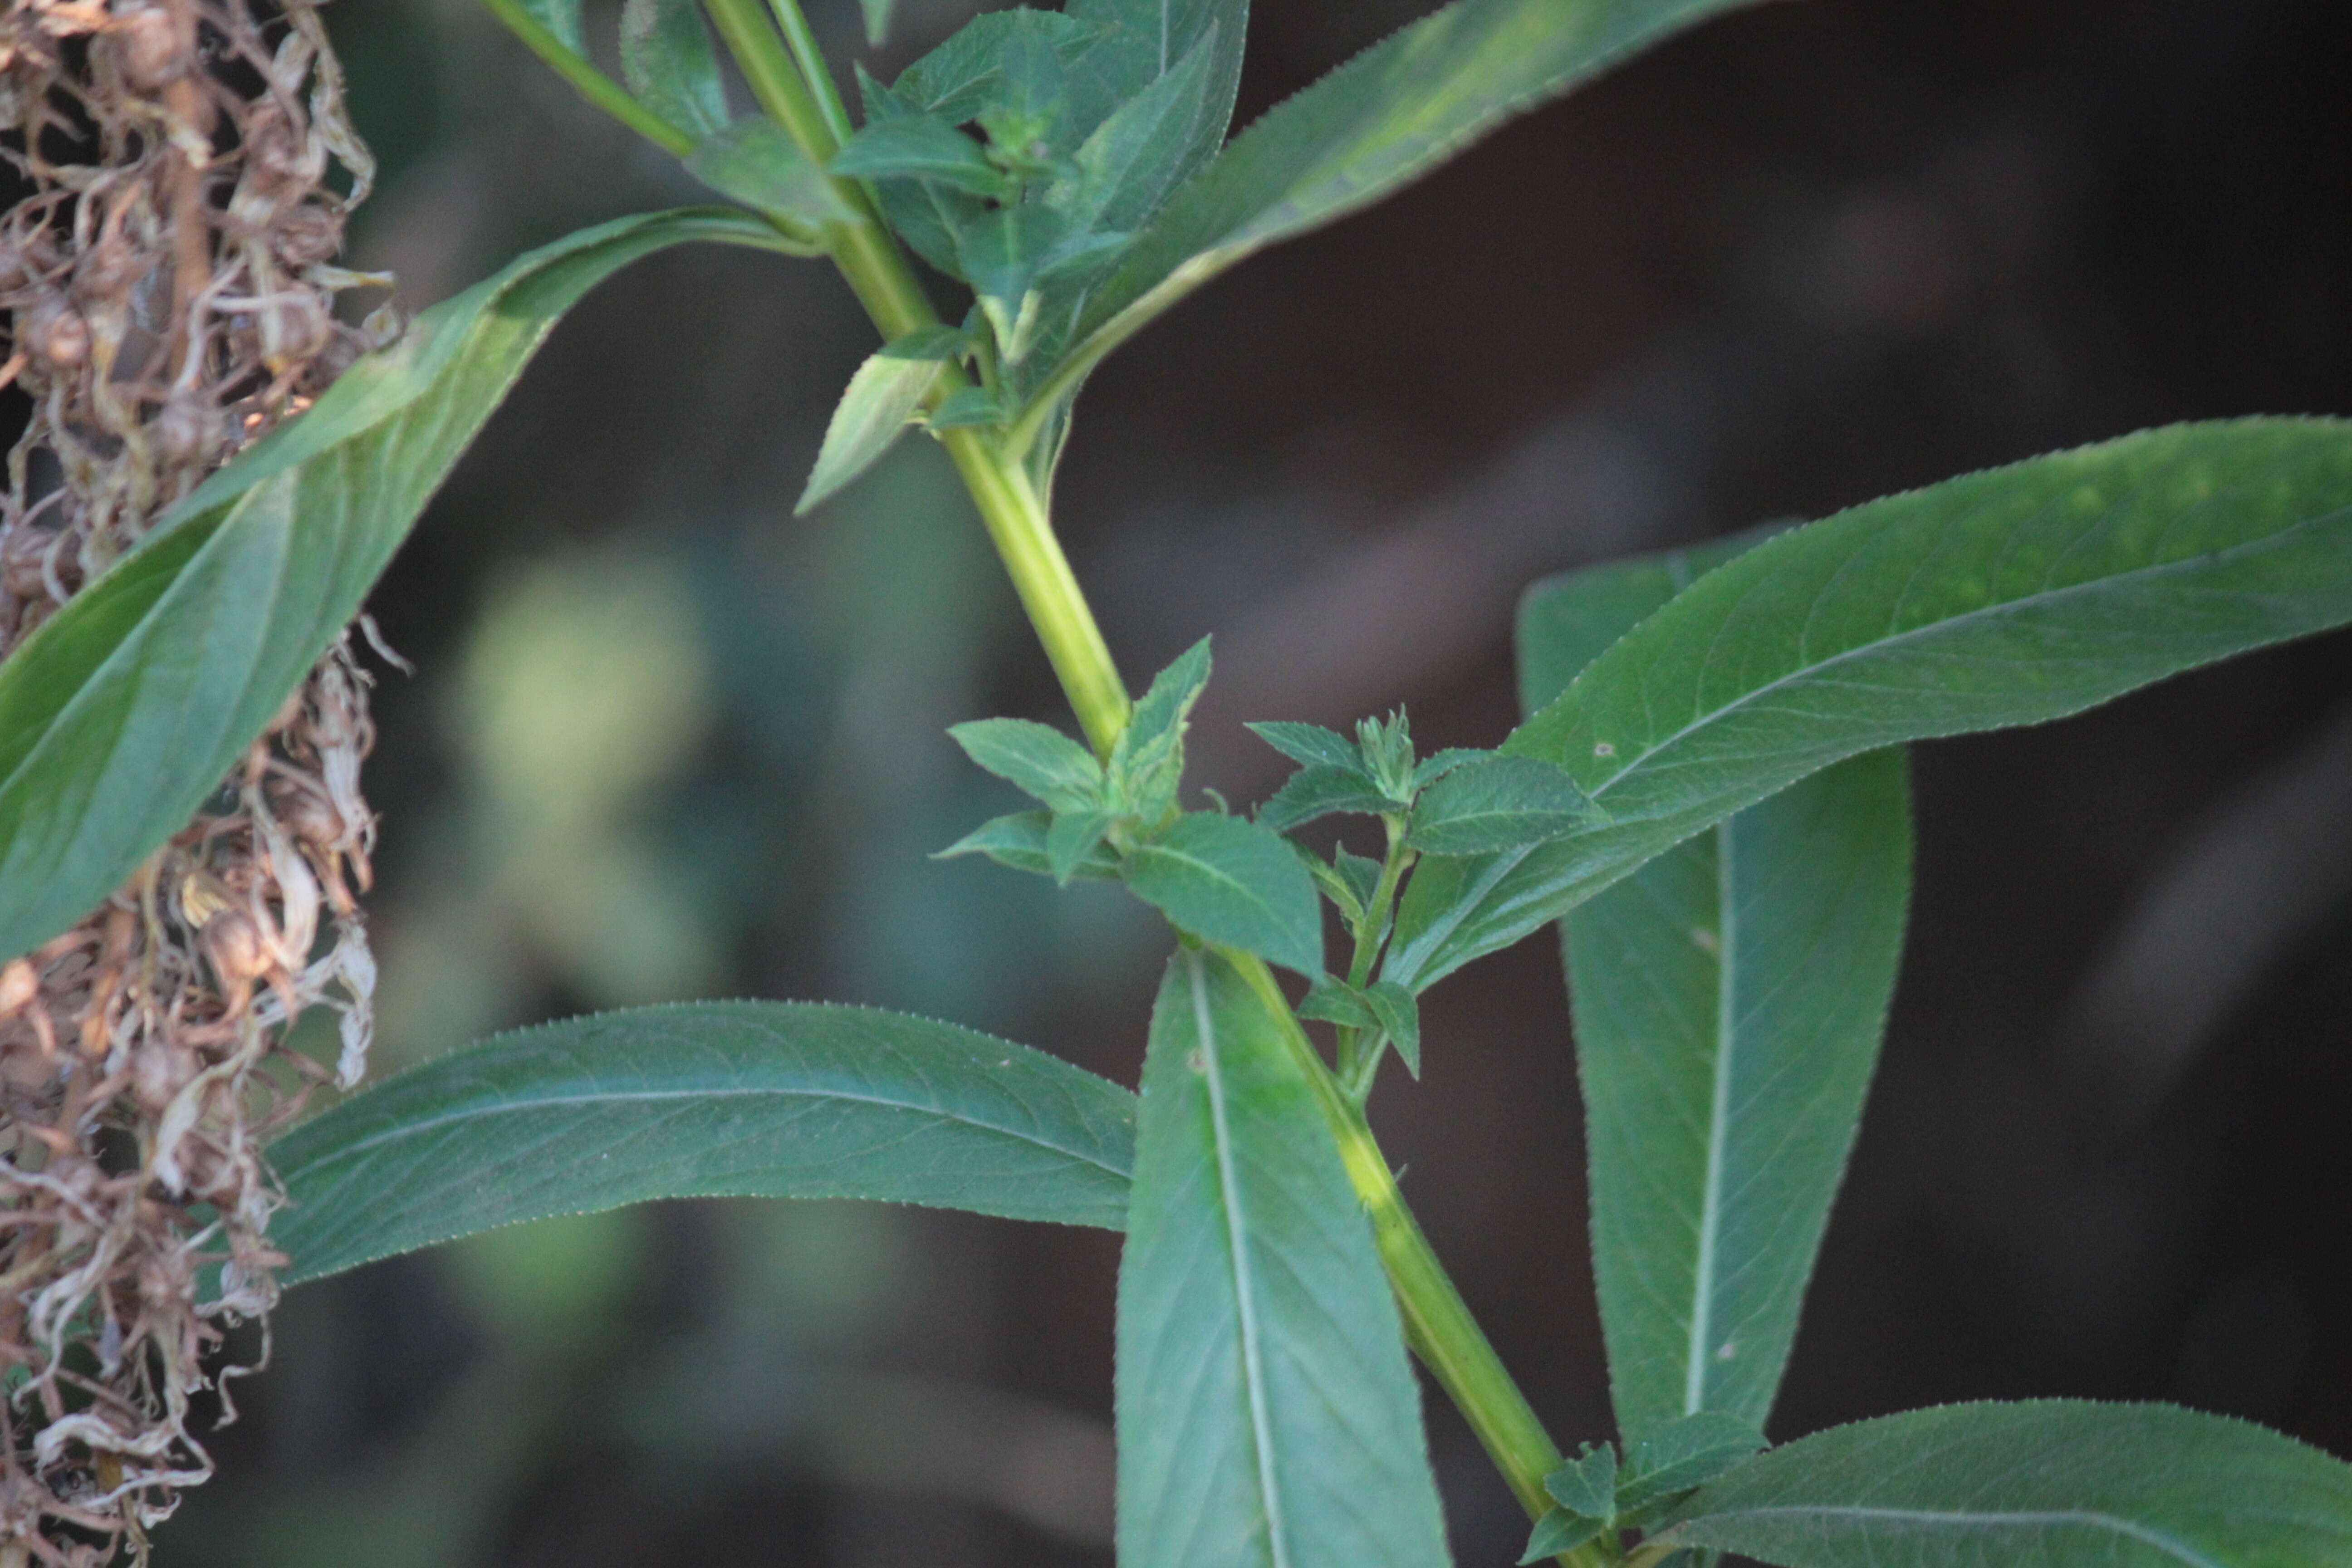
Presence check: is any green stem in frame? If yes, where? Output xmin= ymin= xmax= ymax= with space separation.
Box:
xmin=766 ymin=0 xmax=857 ymax=148
xmin=1347 ymin=817 xmax=1413 ymax=990
xmin=698 ymin=0 xmax=1129 ymax=753
xmin=480 ymin=0 xmax=695 ymax=157
xmin=1225 ymin=951 xmax=1607 ymax=1568
xmin=1335 ymin=817 xmax=1413 ymax=1098
xmin=937 ymin=434 xmax=1131 ymax=755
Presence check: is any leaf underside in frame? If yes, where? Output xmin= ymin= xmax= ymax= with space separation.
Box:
xmin=270 ymin=1001 xmax=1138 ymax=1284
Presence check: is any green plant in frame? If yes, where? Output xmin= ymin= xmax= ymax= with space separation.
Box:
xmin=5 ymin=0 xmax=2352 ymax=1563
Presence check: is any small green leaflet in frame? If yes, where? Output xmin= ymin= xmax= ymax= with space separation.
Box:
xmin=1248 ymin=720 xmax=1364 ymax=774
xmin=1258 ymin=765 xmax=1400 ymax=832
xmin=1125 ymin=813 xmax=1325 ymax=977
xmin=0 ymin=209 xmax=791 ymax=968
xmin=798 ymin=328 xmax=963 ymax=514
xmin=1545 ymin=1443 xmax=1619 ymax=1519
xmin=946 ymin=716 xmax=1104 ymax=812
xmin=1526 ymin=530 xmax=1913 ymax=1441
xmin=1406 ymin=754 xmax=1591 ymax=855
xmin=1518 ymin=1511 xmax=1603 ymax=1565
xmin=683 ymin=117 xmax=847 ymax=243
xmin=1299 ymin=977 xmax=1422 ymax=1077
xmin=1048 ymin=808 xmax=1123 ymax=885
xmin=1014 ymin=0 xmax=1770 ymax=442
xmin=1651 ymin=1401 xmax=2352 ymax=1567
xmin=832 ymin=116 xmax=1016 ymax=198
xmin=1063 ymin=0 xmax=1246 ymax=165
xmin=270 ymin=1002 xmax=1139 ymax=1283
xmin=856 ymin=72 xmax=988 ymax=280
xmin=859 ymin=0 xmax=894 ymax=48
xmin=1298 ymin=843 xmax=1376 ymax=924
xmin=1117 ymin=949 xmax=1450 ymax=1568
xmin=1058 ymin=27 xmax=1220 ymax=233
xmin=891 ymin=9 xmax=1100 ymax=121
xmin=937 ymin=809 xmax=1120 ymax=880
xmin=619 ymin=0 xmax=730 ymax=139
xmin=1388 ymin=418 xmax=2352 ymax=991
xmin=1112 ymin=636 xmax=1212 ymax=820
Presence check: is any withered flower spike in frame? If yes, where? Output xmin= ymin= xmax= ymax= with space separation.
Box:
xmin=0 ymin=0 xmax=390 ymax=1557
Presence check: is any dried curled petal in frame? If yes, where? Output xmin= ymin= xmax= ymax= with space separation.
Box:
xmin=0 ymin=0 xmax=390 ymax=1557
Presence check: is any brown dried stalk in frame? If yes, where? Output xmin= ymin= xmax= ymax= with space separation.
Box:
xmin=0 ymin=0 xmax=387 ymax=1557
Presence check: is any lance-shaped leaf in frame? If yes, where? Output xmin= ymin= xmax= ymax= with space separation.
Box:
xmin=831 ymin=115 xmax=1016 ymax=198
xmin=1523 ymin=533 xmax=1911 ymax=1440
xmin=0 ymin=208 xmax=790 ymax=968
xmin=620 ymin=0 xmax=730 ymax=139
xmin=1117 ymin=949 xmax=1450 ymax=1568
xmin=947 ymin=715 xmax=1105 ymax=812
xmin=1247 ymin=720 xmax=1366 ymax=774
xmin=892 ymin=9 xmax=1103 ymax=121
xmin=271 ymin=1002 xmax=1138 ymax=1283
xmin=1649 ymin=1400 xmax=2352 ymax=1568
xmin=1010 ymin=0 xmax=1771 ymax=435
xmin=1126 ymin=813 xmax=1326 ymax=978
xmin=1575 ymin=756 xmax=1909 ymax=1440
xmin=936 ymin=809 xmax=1121 ymax=881
xmin=1059 ymin=27 xmax=1223 ymax=233
xmin=1257 ymin=765 xmax=1400 ymax=832
xmin=1063 ymin=0 xmax=1246 ymax=162
xmin=1388 ymin=417 xmax=2352 ymax=990
xmin=799 ymin=328 xmax=963 ymax=514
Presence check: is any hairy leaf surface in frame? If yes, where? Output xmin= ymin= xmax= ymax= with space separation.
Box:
xmin=1524 ymin=534 xmax=1910 ymax=1439
xmin=1391 ymin=418 xmax=2352 ymax=990
xmin=1126 ymin=813 xmax=1326 ymax=977
xmin=1653 ymin=1401 xmax=2352 ymax=1567
xmin=0 ymin=209 xmax=788 ymax=966
xmin=1117 ymin=949 xmax=1449 ymax=1568
xmin=273 ymin=1002 xmax=1137 ymax=1282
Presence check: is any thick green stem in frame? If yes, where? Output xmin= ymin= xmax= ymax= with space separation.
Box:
xmin=938 ymin=435 xmax=1131 ymax=755
xmin=1225 ymin=952 xmax=1605 ymax=1568
xmin=766 ymin=0 xmax=857 ymax=148
xmin=701 ymin=0 xmax=934 ymax=338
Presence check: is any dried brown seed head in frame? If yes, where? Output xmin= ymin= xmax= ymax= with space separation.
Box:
xmin=23 ymin=295 xmax=89 ymax=367
xmin=111 ymin=4 xmax=182 ymax=93
xmin=269 ymin=206 xmax=342 ymax=269
xmin=0 ymin=956 xmax=37 ymax=1017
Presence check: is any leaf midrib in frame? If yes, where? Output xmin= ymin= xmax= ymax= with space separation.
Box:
xmin=1676 ymin=1504 xmax=2226 ymax=1568
xmin=1576 ymin=497 xmax=2347 ymax=804
xmin=286 ymin=1079 xmax=1130 ymax=1179
xmin=1189 ymin=950 xmax=1295 ymax=1568
xmin=1683 ymin=818 xmax=1737 ymax=1416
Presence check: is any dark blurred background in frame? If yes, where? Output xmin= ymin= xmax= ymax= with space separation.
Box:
xmin=155 ymin=0 xmax=2352 ymax=1561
